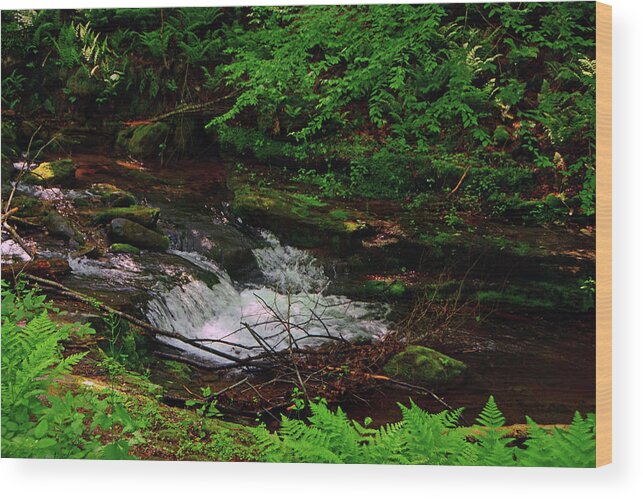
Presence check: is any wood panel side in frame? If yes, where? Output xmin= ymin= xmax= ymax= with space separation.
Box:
xmin=596 ymin=1 xmax=612 ymax=468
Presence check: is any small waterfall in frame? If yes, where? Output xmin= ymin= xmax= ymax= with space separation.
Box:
xmin=145 ymin=230 xmax=389 ymax=364
xmin=252 ymin=229 xmax=329 ymax=293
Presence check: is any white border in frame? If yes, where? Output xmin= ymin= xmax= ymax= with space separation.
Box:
xmin=1 ymin=0 xmax=641 ymax=497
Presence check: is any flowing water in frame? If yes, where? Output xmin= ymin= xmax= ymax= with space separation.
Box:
xmin=145 ymin=230 xmax=389 ymax=363
xmin=19 ymin=181 xmax=391 ymax=365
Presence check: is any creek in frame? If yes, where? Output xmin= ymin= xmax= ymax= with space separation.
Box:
xmin=2 ymin=154 xmax=596 ymax=424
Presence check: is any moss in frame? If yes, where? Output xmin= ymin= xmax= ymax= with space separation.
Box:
xmin=127 ymin=123 xmax=170 ymax=159
xmin=24 ymin=159 xmax=77 ymax=186
xmin=362 ymin=279 xmax=407 ymax=298
xmin=90 ymin=183 xmax=137 ymax=207
xmin=11 ymin=195 xmax=47 ymax=218
xmin=481 ymin=235 xmax=539 ymax=257
xmin=383 ymin=346 xmax=466 ymax=388
xmin=476 ymin=280 xmax=591 ymax=312
xmin=232 ymin=182 xmax=367 ymax=249
xmin=109 ymin=243 xmax=141 ymax=255
xmin=88 ymin=206 xmax=160 ymax=228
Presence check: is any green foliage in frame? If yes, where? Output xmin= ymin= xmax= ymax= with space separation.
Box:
xmin=2 ymin=4 xmax=596 ymax=212
xmin=253 ymin=397 xmax=595 ymax=467
xmin=1 ymin=281 xmax=135 ymax=459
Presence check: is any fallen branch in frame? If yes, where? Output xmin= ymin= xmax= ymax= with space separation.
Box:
xmin=2 ymin=222 xmax=36 ymax=260
xmin=447 ymin=164 xmax=473 ymax=197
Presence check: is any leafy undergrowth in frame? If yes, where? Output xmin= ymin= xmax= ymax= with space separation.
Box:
xmin=0 ymin=280 xmax=257 ymax=461
xmin=254 ymin=398 xmax=595 ymax=467
xmin=1 ymin=281 xmax=594 ymax=465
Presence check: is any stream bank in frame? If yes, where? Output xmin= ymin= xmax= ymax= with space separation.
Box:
xmin=1 ymin=150 xmax=596 ymax=425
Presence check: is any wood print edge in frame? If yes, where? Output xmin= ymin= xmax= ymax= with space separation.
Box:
xmin=596 ymin=1 xmax=612 ymax=467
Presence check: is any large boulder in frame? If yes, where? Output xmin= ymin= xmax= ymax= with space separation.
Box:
xmin=127 ymin=123 xmax=170 ymax=159
xmin=89 ymin=206 xmax=160 ymax=228
xmin=383 ymin=346 xmax=466 ymax=388
xmin=108 ymin=218 xmax=169 ymax=251
xmin=231 ymin=183 xmax=370 ymax=252
xmin=24 ymin=159 xmax=77 ymax=186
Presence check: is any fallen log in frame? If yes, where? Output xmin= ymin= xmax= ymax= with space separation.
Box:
xmin=2 ymin=258 xmax=71 ymax=280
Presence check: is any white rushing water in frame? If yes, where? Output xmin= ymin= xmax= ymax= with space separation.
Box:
xmin=146 ymin=230 xmax=389 ymax=364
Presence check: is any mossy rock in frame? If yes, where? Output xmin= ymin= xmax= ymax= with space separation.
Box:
xmin=127 ymin=123 xmax=170 ymax=159
xmin=10 ymin=195 xmax=47 ymax=218
xmin=88 ymin=205 xmax=160 ymax=228
xmin=383 ymin=346 xmax=466 ymax=388
xmin=90 ymin=183 xmax=137 ymax=207
xmin=108 ymin=218 xmax=169 ymax=251
xmin=23 ymin=159 xmax=77 ymax=186
xmin=232 ymin=184 xmax=368 ymax=250
xmin=109 ymin=243 xmax=141 ymax=255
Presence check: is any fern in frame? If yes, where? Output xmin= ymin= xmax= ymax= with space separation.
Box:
xmin=253 ymin=396 xmax=595 ymax=467
xmin=1 ymin=282 xmax=134 ymax=459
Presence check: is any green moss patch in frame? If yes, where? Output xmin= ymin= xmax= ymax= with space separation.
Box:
xmin=109 ymin=243 xmax=141 ymax=255
xmin=88 ymin=206 xmax=160 ymax=228
xmin=231 ymin=183 xmax=367 ymax=249
xmin=90 ymin=183 xmax=137 ymax=207
xmin=127 ymin=123 xmax=170 ymax=159
xmin=362 ymin=279 xmax=407 ymax=298
xmin=24 ymin=159 xmax=77 ymax=186
xmin=384 ymin=346 xmax=466 ymax=388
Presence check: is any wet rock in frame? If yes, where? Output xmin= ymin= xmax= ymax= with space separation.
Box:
xmin=231 ymin=183 xmax=370 ymax=251
xmin=89 ymin=205 xmax=160 ymax=228
xmin=383 ymin=346 xmax=466 ymax=388
xmin=44 ymin=210 xmax=83 ymax=244
xmin=90 ymin=183 xmax=137 ymax=207
xmin=109 ymin=243 xmax=141 ymax=255
xmin=164 ymin=209 xmax=259 ymax=278
xmin=23 ymin=159 xmax=77 ymax=186
xmin=127 ymin=123 xmax=170 ymax=159
xmin=200 ymin=225 xmax=257 ymax=278
xmin=108 ymin=218 xmax=169 ymax=251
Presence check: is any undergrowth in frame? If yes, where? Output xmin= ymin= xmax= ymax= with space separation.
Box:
xmin=253 ymin=397 xmax=595 ymax=467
